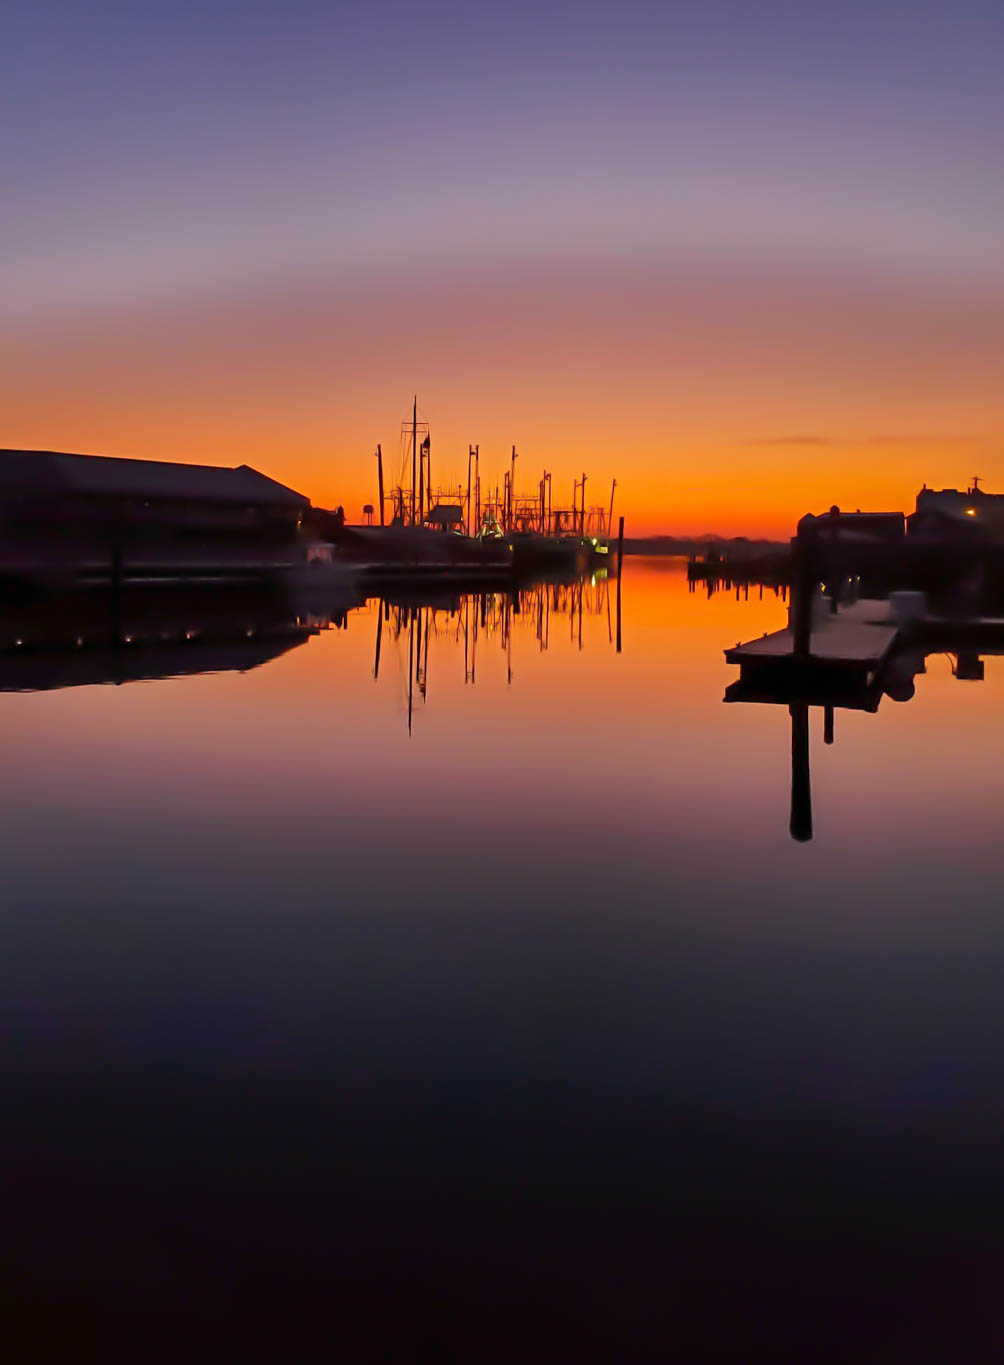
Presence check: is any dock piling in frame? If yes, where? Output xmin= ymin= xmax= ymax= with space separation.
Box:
xmin=791 ymin=523 xmax=815 ymax=660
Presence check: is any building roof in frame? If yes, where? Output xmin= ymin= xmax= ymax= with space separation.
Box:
xmin=425 ymin=503 xmax=463 ymax=524
xmin=0 ymin=449 xmax=310 ymax=507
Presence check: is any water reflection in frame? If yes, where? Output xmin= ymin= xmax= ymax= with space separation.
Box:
xmin=5 ymin=559 xmax=1004 ymax=1359
xmin=0 ymin=583 xmax=318 ymax=690
xmin=0 ymin=572 xmax=616 ymax=714
xmin=365 ymin=575 xmax=615 ymax=733
xmin=723 ymin=584 xmax=1004 ymax=841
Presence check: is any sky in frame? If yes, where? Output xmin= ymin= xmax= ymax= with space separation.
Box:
xmin=3 ymin=0 xmax=1003 ymax=535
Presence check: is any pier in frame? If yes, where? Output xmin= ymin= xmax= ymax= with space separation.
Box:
xmin=725 ymin=597 xmax=899 ymax=706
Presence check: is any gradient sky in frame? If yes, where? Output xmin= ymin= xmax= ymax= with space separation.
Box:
xmin=4 ymin=0 xmax=1003 ymax=534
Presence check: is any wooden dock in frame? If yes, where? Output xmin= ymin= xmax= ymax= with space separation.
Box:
xmin=726 ymin=598 xmax=898 ymax=666
xmin=724 ymin=598 xmax=899 ymax=705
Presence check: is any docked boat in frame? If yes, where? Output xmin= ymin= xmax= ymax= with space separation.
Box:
xmin=349 ymin=397 xmax=614 ymax=583
xmin=283 ymin=539 xmax=361 ymax=588
xmin=509 ymin=531 xmax=591 ymax=574
xmin=334 ymin=523 xmax=513 ymax=581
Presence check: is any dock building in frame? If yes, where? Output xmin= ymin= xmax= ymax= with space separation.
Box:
xmin=909 ymin=480 xmax=1004 ymax=542
xmin=0 ymin=448 xmax=310 ymax=586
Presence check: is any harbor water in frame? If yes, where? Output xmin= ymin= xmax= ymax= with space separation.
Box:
xmin=4 ymin=559 xmax=1004 ymax=1358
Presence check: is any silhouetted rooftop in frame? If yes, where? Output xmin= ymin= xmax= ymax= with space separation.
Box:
xmin=425 ymin=504 xmax=463 ymax=524
xmin=0 ymin=449 xmax=309 ymax=507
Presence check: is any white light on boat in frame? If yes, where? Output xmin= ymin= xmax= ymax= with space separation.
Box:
xmin=966 ymin=508 xmax=976 ymax=516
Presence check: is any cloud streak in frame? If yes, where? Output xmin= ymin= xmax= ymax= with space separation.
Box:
xmin=744 ymin=433 xmax=976 ymax=448
xmin=743 ymin=436 xmax=831 ymax=447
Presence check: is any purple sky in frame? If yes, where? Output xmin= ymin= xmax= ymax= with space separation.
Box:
xmin=4 ymin=1 xmax=1003 ymax=530
xmin=5 ymin=0 xmax=1004 ymax=319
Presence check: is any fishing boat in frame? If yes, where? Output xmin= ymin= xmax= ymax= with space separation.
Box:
xmin=352 ymin=400 xmax=618 ymax=582
xmin=345 ymin=399 xmax=514 ymax=582
xmin=335 ymin=522 xmax=512 ymax=581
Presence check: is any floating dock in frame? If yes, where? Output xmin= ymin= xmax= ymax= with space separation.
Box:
xmin=724 ymin=597 xmax=899 ymax=705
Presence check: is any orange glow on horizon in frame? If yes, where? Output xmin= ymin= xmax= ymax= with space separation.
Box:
xmin=3 ymin=262 xmax=1002 ymax=540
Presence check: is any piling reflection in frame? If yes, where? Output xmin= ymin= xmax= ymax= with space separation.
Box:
xmin=0 ymin=571 xmax=617 ymax=710
xmin=728 ymin=623 xmax=1004 ymax=843
xmin=688 ymin=563 xmax=790 ymax=601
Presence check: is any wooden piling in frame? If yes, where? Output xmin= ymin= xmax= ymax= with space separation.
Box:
xmin=791 ymin=522 xmax=815 ymax=660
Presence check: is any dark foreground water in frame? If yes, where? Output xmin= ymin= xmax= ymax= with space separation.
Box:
xmin=4 ymin=561 xmax=1004 ymax=1360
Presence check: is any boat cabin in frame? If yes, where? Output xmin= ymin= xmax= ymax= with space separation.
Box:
xmin=424 ymin=504 xmax=464 ymax=533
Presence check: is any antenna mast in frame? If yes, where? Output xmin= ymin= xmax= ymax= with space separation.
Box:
xmin=411 ymin=395 xmax=418 ymax=526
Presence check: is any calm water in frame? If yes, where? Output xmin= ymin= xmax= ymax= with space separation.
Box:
xmin=5 ymin=559 xmax=1004 ymax=1359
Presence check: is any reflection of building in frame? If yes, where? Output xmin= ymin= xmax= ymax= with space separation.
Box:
xmin=0 ymin=584 xmax=317 ymax=691
xmin=0 ymin=448 xmax=310 ymax=587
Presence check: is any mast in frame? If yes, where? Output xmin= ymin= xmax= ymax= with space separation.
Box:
xmin=580 ymin=472 xmax=587 ymax=535
xmin=475 ymin=444 xmax=480 ymax=534
xmin=411 ymin=395 xmax=418 ymax=526
xmin=510 ymin=446 xmax=517 ymax=532
xmin=467 ymin=446 xmax=474 ymax=537
xmin=608 ymin=477 xmax=616 ymax=539
xmin=407 ymin=608 xmax=415 ymax=735
xmin=418 ymin=431 xmax=425 ymax=526
xmin=376 ymin=444 xmax=385 ymax=526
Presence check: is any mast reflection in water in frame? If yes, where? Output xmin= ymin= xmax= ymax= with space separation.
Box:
xmin=4 ymin=561 xmax=1004 ymax=1360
